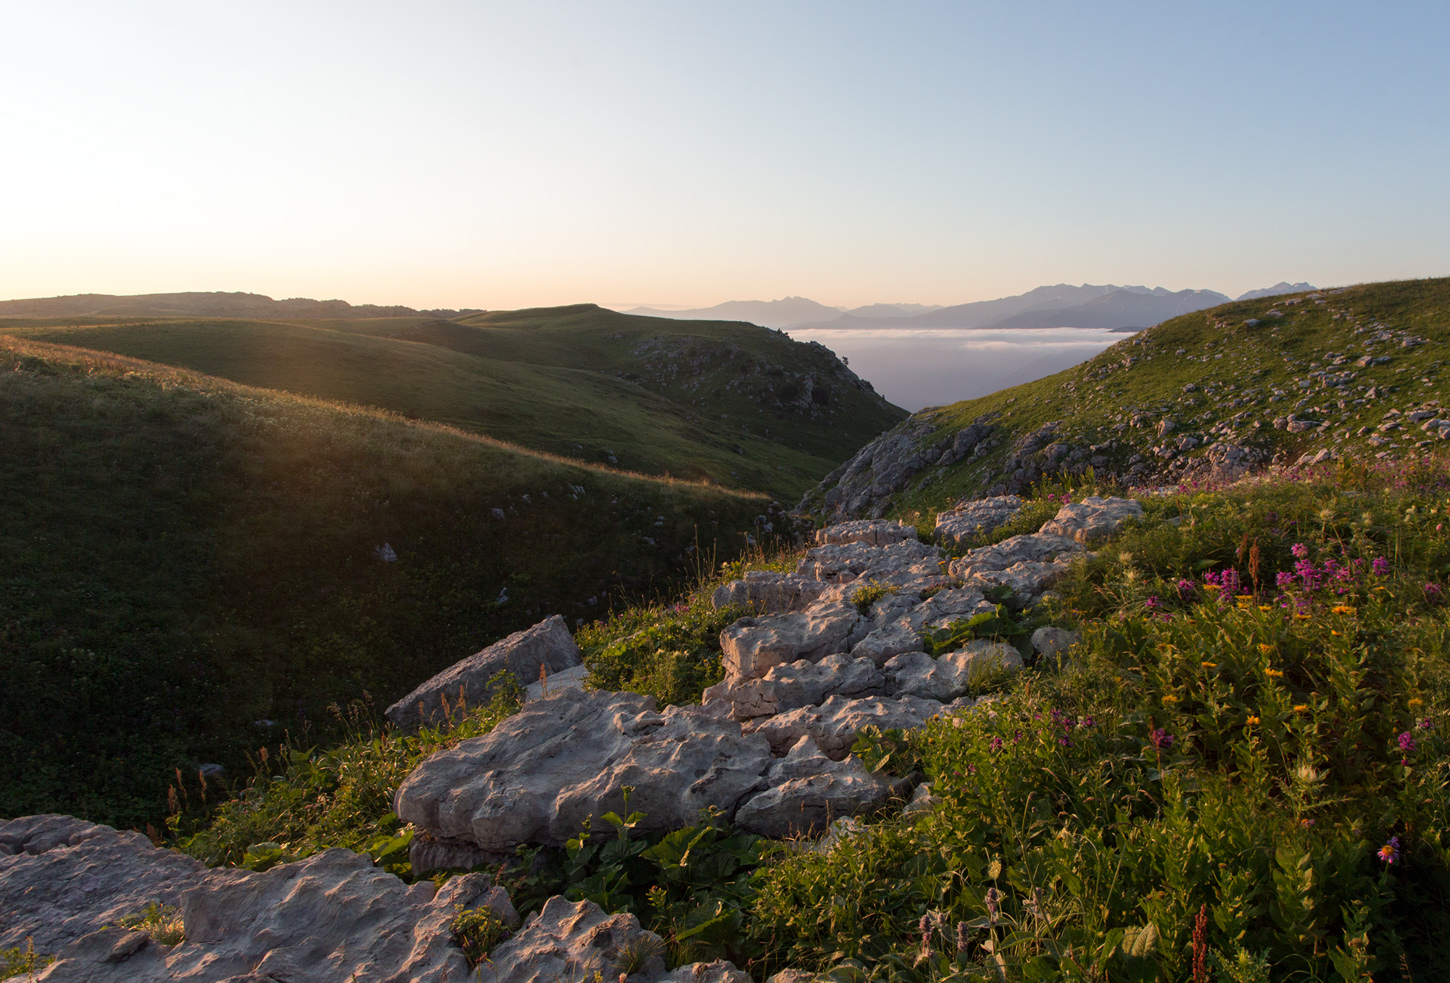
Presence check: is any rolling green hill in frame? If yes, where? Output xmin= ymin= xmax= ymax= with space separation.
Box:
xmin=801 ymin=277 xmax=1450 ymax=527
xmin=0 ymin=336 xmax=781 ymax=829
xmin=7 ymin=303 xmax=905 ymax=500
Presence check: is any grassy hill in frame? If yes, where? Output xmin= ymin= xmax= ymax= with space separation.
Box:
xmin=7 ymin=303 xmax=906 ymax=501
xmin=799 ymin=277 xmax=1450 ymax=526
xmin=0 ymin=335 xmax=782 ymax=830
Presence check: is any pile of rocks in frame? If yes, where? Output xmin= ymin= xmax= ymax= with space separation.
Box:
xmin=5 ymin=495 xmax=1143 ymax=982
xmin=396 ymin=498 xmax=1139 ymax=872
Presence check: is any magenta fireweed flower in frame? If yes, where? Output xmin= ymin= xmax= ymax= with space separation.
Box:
xmin=1418 ymin=717 xmax=1433 ymax=731
xmin=1276 ymin=571 xmax=1296 ymax=589
xmin=1291 ymin=543 xmax=1310 ymax=559
xmin=1150 ymin=728 xmax=1174 ymax=750
xmin=1145 ymin=595 xmax=1161 ymax=610
xmin=1177 ymin=579 xmax=1196 ymax=600
xmin=1399 ymin=732 xmax=1417 ymax=753
xmin=989 ymin=736 xmax=1004 ymax=752
xmin=1379 ymin=836 xmax=1401 ymax=865
xmin=1373 ymin=556 xmax=1391 ymax=576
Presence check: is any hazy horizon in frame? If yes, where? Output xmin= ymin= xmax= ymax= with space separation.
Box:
xmin=4 ymin=2 xmax=1447 ymax=311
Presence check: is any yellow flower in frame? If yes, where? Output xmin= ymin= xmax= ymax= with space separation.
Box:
xmin=1266 ymin=668 xmax=1284 ymax=679
xmin=1331 ymin=605 xmax=1356 ymax=615
xmin=1410 ymin=698 xmax=1424 ymax=707
xmin=1258 ymin=644 xmax=1274 ymax=654
xmin=1293 ymin=704 xmax=1309 ymax=713
xmin=1294 ymin=613 xmax=1311 ymax=620
xmin=1163 ymin=694 xmax=1180 ymax=703
xmin=1246 ymin=715 xmax=1260 ymax=725
xmin=1258 ymin=605 xmax=1273 ymax=612
xmin=1202 ymin=661 xmax=1217 ymax=669
xmin=1331 ymin=630 xmax=1341 ymax=636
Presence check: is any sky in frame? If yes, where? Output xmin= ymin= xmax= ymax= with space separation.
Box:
xmin=3 ymin=1 xmax=1448 ymax=311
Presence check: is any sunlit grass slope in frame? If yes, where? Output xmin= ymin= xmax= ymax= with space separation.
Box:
xmin=0 ymin=336 xmax=775 ymax=830
xmin=11 ymin=304 xmax=905 ymax=500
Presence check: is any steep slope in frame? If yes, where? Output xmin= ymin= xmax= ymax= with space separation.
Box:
xmin=801 ymin=277 xmax=1450 ymax=525
xmin=0 ymin=337 xmax=780 ymax=829
xmin=9 ymin=304 xmax=906 ymax=500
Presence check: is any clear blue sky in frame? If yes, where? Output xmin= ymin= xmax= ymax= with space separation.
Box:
xmin=3 ymin=1 xmax=1446 ymax=309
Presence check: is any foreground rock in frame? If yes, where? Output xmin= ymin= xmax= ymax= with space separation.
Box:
xmin=1038 ymin=495 xmax=1144 ymax=544
xmin=487 ymin=897 xmax=749 ymax=983
xmin=0 ymin=816 xmax=505 ymax=983
xmin=387 ymin=614 xmax=583 ymax=731
xmin=395 ymin=690 xmax=775 ymax=854
xmin=934 ymin=495 xmax=1023 ymax=547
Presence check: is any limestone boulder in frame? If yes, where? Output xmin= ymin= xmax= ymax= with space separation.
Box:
xmin=705 ymin=653 xmax=887 ymax=720
xmin=934 ymin=495 xmax=1024 ymax=547
xmin=1031 ymin=626 xmax=1079 ymax=659
xmin=849 ymin=622 xmax=925 ymax=666
xmin=797 ymin=540 xmax=945 ymax=588
xmin=814 ymin=519 xmax=917 ymax=547
xmin=947 ymin=533 xmax=1082 ymax=580
xmin=711 ymin=571 xmax=827 ymax=614
xmin=895 ymin=587 xmax=994 ymax=631
xmin=747 ymin=694 xmax=944 ymax=758
xmin=958 ymin=559 xmax=1075 ymax=604
xmin=525 ymin=664 xmax=589 ymax=703
xmin=386 ymin=615 xmax=583 ymax=731
xmin=1037 ymin=495 xmax=1143 ymax=544
xmin=885 ymin=641 xmax=1020 ymax=702
xmin=0 ymin=817 xmax=506 ymax=983
xmin=718 ymin=601 xmax=862 ymax=682
xmin=735 ymin=737 xmax=894 ymax=837
xmin=485 ymin=896 xmax=750 ymax=983
xmin=395 ymin=691 xmax=774 ymax=852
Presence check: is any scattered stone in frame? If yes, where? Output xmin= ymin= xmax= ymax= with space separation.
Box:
xmin=1038 ymin=496 xmax=1144 ymax=544
xmin=386 ymin=615 xmax=584 ymax=732
xmin=1031 ymin=627 xmax=1079 ymax=659
xmin=933 ymin=495 xmax=1024 ymax=547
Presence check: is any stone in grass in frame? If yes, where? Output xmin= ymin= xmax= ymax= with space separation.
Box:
xmin=1037 ymin=495 xmax=1144 ymax=544
xmin=486 ymin=896 xmax=750 ymax=983
xmin=1031 ymin=626 xmax=1079 ymax=659
xmin=395 ymin=690 xmax=773 ymax=853
xmin=703 ymin=652 xmax=887 ymax=720
xmin=734 ymin=736 xmax=894 ymax=838
xmin=933 ymin=495 xmax=1024 ymax=547
xmin=385 ymin=615 xmax=583 ymax=732
xmin=813 ymin=519 xmax=918 ymax=547
xmin=711 ymin=571 xmax=828 ymax=614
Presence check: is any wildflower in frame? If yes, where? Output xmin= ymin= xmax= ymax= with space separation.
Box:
xmin=1150 ymin=728 xmax=1175 ymax=750
xmin=989 ymin=736 xmax=1004 ymax=752
xmin=1201 ymin=661 xmax=1217 ymax=669
xmin=984 ymin=887 xmax=1000 ymax=924
xmin=1331 ymin=605 xmax=1356 ymax=615
xmin=1291 ymin=543 xmax=1310 ymax=559
xmin=1177 ymin=579 xmax=1196 ymax=600
xmin=1409 ymin=698 xmax=1423 ymax=707
xmin=1399 ymin=732 xmax=1417 ymax=753
xmin=1266 ymin=668 xmax=1284 ymax=678
xmin=1379 ymin=836 xmax=1401 ymax=865
xmin=956 ymin=921 xmax=970 ymax=953
xmin=919 ymin=913 xmax=934 ymax=955
xmin=1425 ymin=583 xmax=1444 ymax=602
xmin=1372 ymin=556 xmax=1391 ymax=576
xmin=1145 ymin=595 xmax=1161 ymax=610
xmin=1293 ymin=704 xmax=1309 ymax=713
xmin=1258 ymin=644 xmax=1274 ymax=654
xmin=1258 ymin=605 xmax=1273 ymax=611
xmin=1276 ymin=571 xmax=1296 ymax=589
xmin=1418 ymin=717 xmax=1432 ymax=730
xmin=1246 ymin=715 xmax=1260 ymax=725
xmin=1162 ymin=694 xmax=1180 ymax=703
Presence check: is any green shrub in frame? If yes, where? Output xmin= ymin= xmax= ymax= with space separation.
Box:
xmin=116 ymin=902 xmax=185 ymax=946
xmin=451 ymin=904 xmax=512 ymax=967
xmin=0 ymin=940 xmax=54 ymax=980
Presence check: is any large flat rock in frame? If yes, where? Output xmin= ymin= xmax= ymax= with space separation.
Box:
xmin=395 ymin=690 xmax=775 ymax=852
xmin=718 ymin=601 xmax=862 ymax=682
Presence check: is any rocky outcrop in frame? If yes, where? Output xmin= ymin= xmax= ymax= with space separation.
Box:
xmin=395 ymin=691 xmax=774 ymax=853
xmin=711 ymin=571 xmax=827 ymax=614
xmin=934 ymin=495 xmax=1023 ymax=547
xmin=800 ymin=419 xmax=994 ymax=520
xmin=386 ymin=614 xmax=583 ymax=731
xmin=747 ymin=694 xmax=947 ymax=758
xmin=733 ymin=737 xmax=894 ymax=838
xmin=0 ymin=816 xmax=506 ymax=983
xmin=1038 ymin=495 xmax=1144 ymax=543
xmin=485 ymin=896 xmax=750 ymax=983
xmin=718 ymin=602 xmax=863 ymax=681
xmin=813 ymin=519 xmax=918 ymax=547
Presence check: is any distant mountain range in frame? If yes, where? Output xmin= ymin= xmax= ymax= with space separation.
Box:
xmin=0 ymin=291 xmax=480 ymax=320
xmin=623 ymin=282 xmax=1317 ymax=332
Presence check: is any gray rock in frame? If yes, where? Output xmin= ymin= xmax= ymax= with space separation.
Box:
xmin=946 ymin=533 xmax=1082 ymax=596
xmin=902 ymin=782 xmax=937 ymax=816
xmin=485 ymin=896 xmax=749 ymax=983
xmin=1030 ymin=627 xmax=1079 ymax=659
xmin=0 ymin=817 xmax=503 ymax=983
xmin=705 ymin=653 xmax=887 ymax=720
xmin=395 ymin=691 xmax=773 ymax=852
xmin=747 ymin=694 xmax=945 ymax=758
xmin=711 ymin=572 xmax=827 ymax=614
xmin=734 ymin=737 xmax=893 ymax=837
xmin=797 ymin=419 xmax=951 ymax=520
xmin=958 ymin=559 xmax=1074 ymax=603
xmin=1037 ymin=496 xmax=1143 ymax=544
xmin=933 ymin=495 xmax=1024 ymax=547
xmin=895 ymin=587 xmax=994 ymax=631
xmin=386 ymin=615 xmax=583 ymax=731
xmin=796 ymin=539 xmax=945 ymax=588
xmin=524 ymin=664 xmax=589 ymax=703
xmin=814 ymin=519 xmax=917 ymax=547
xmin=849 ymin=622 xmax=925 ymax=666
xmin=886 ymin=642 xmax=1020 ymax=702
xmin=718 ymin=601 xmax=862 ymax=682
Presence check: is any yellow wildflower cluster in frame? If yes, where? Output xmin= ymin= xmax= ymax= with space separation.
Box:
xmin=1266 ymin=668 xmax=1284 ymax=679
xmin=1331 ymin=605 xmax=1357 ymax=615
xmin=1246 ymin=715 xmax=1260 ymax=725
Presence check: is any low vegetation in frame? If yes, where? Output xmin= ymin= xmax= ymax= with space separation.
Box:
xmin=157 ymin=451 xmax=1450 ymax=981
xmin=0 ymin=337 xmax=777 ymax=829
